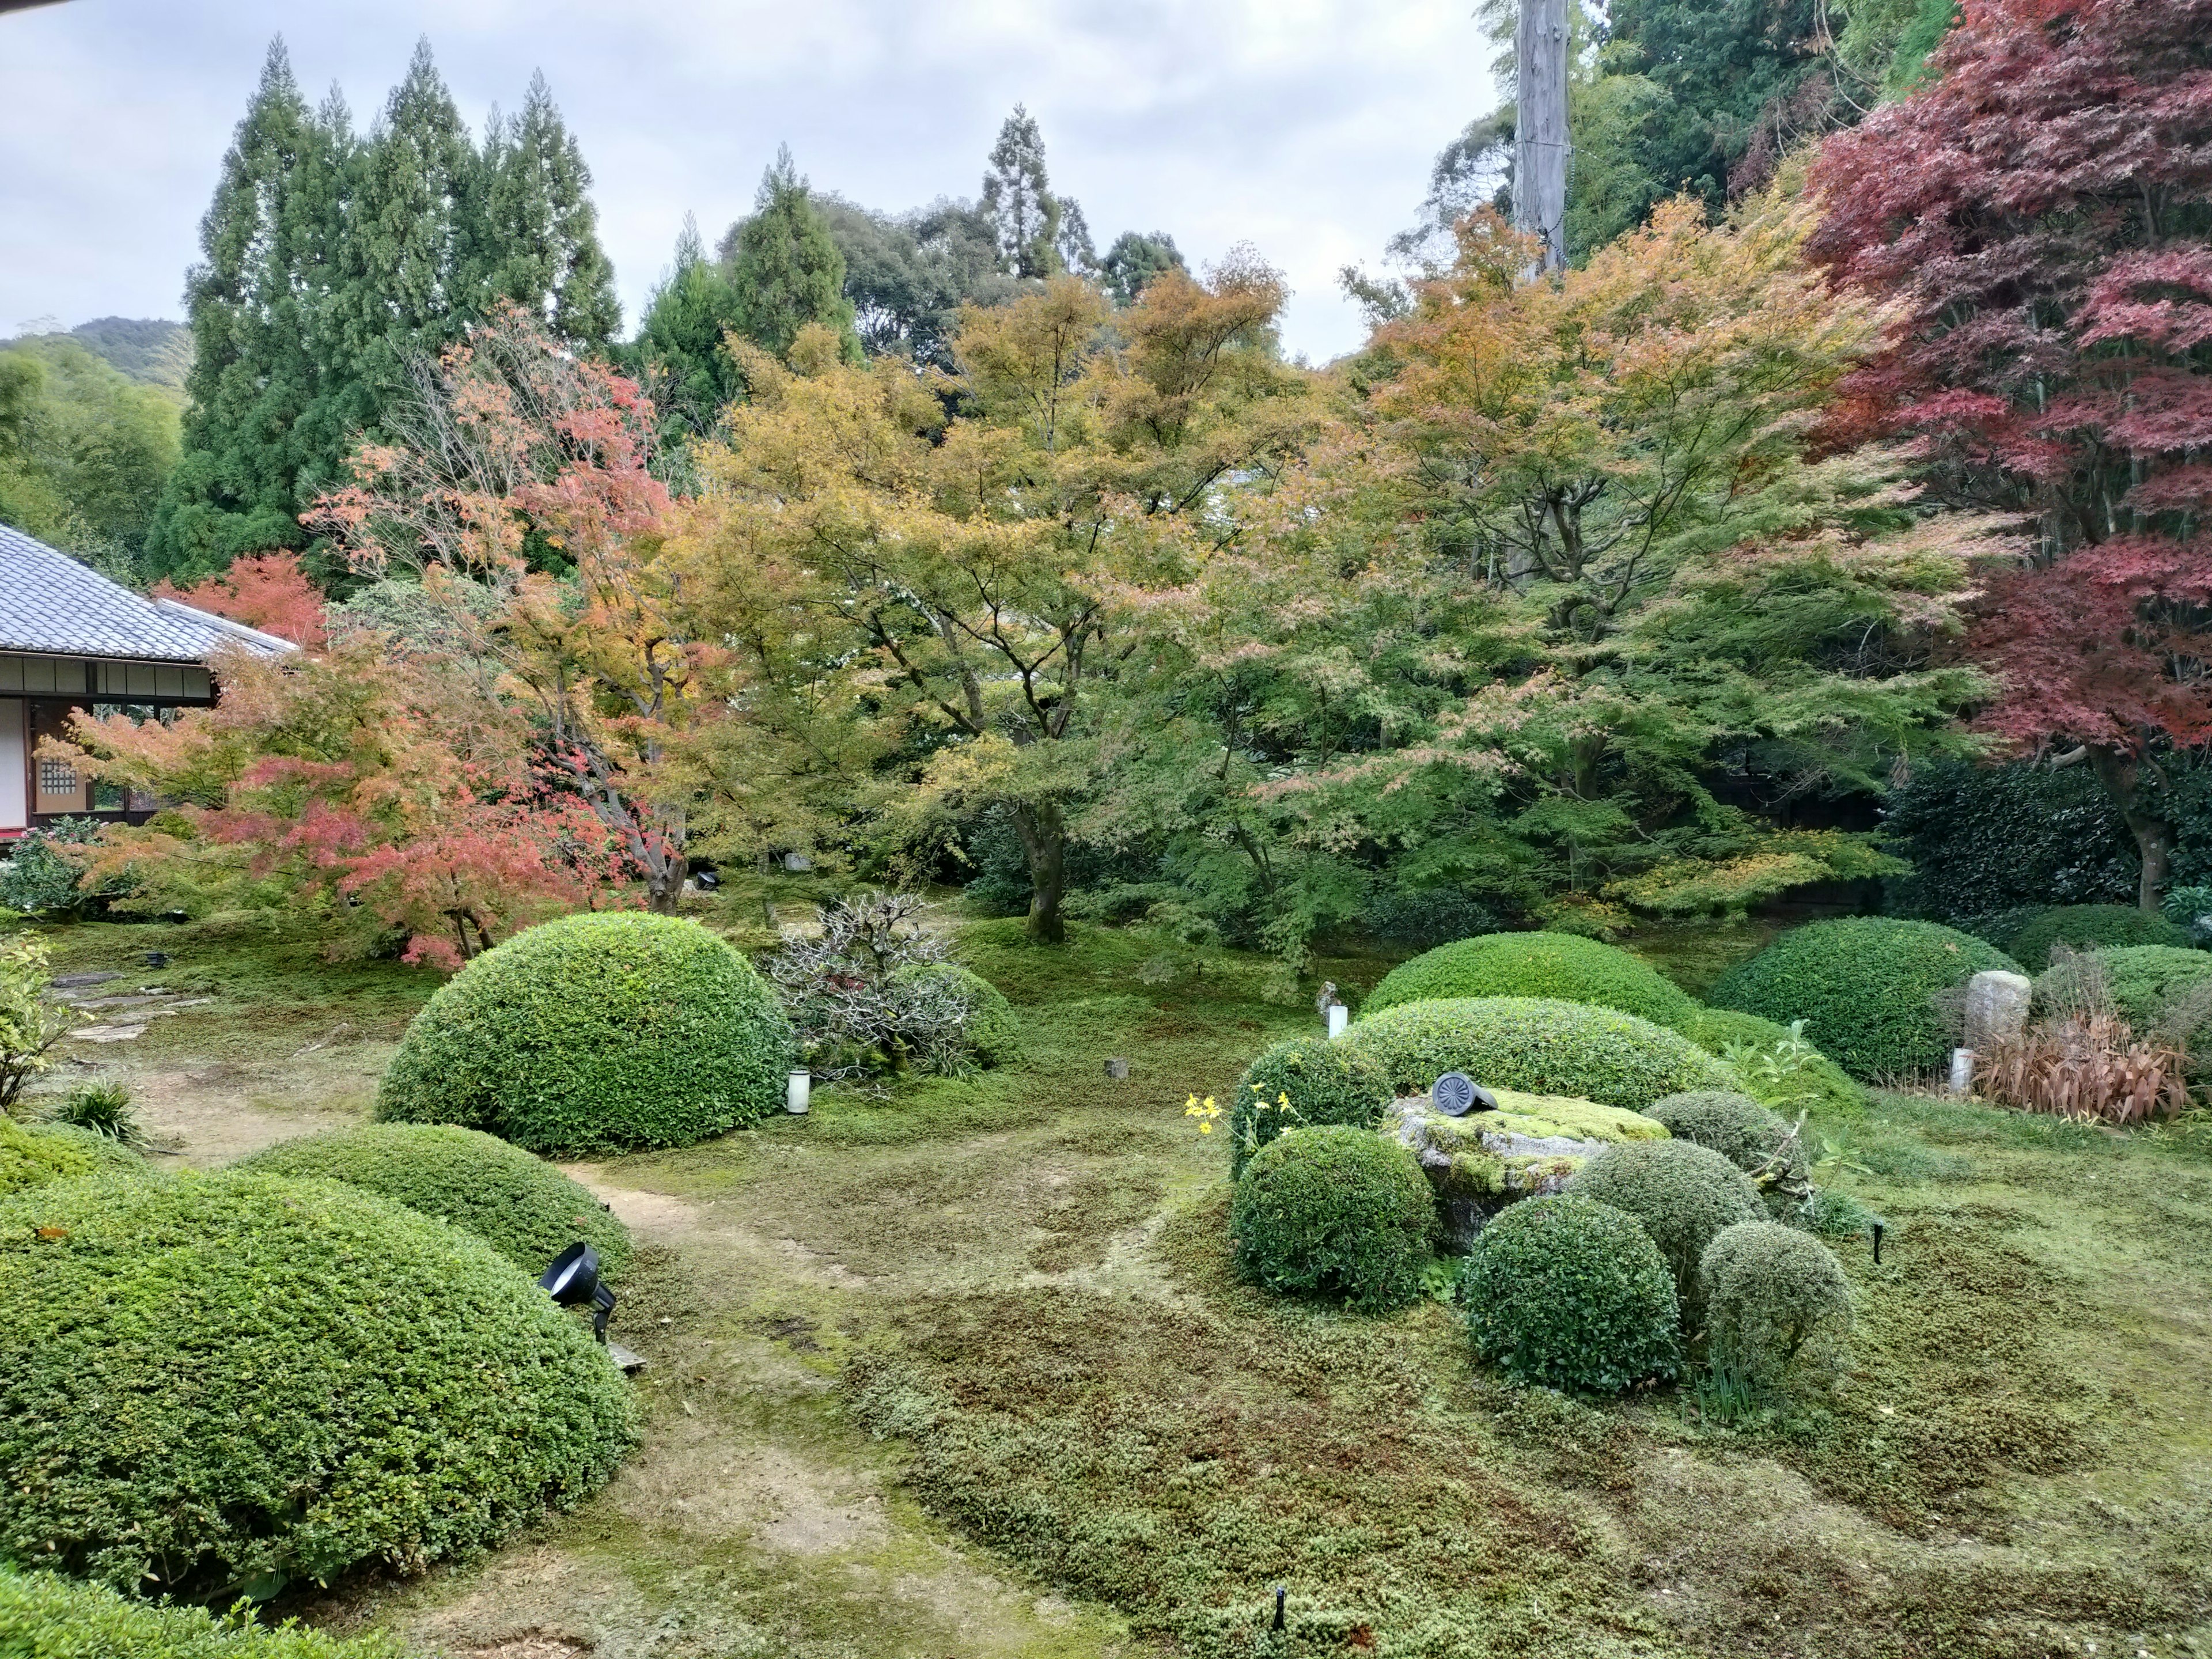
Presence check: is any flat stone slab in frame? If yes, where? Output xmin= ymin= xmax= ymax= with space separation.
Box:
xmin=71 ymin=1024 xmax=148 ymax=1043
xmin=49 ymin=972 xmax=122 ymax=990
xmin=607 ymin=1341 xmax=647 ymax=1373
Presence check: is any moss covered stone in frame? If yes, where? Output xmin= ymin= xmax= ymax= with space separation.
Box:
xmin=1363 ymin=930 xmax=1698 ymax=1029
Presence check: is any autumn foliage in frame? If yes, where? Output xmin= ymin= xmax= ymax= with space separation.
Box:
xmin=151 ymin=551 xmax=328 ymax=650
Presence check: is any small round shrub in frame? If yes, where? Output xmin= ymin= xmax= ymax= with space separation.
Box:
xmin=377 ymin=911 xmax=795 ymax=1156
xmin=1229 ymin=1035 xmax=1396 ymax=1177
xmin=1709 ymin=918 xmax=2021 ymax=1081
xmin=1230 ymin=1126 xmax=1435 ymax=1312
xmin=1566 ymin=1139 xmax=1766 ymax=1314
xmin=0 ymin=1566 xmax=400 ymax=1657
xmin=1684 ymin=1007 xmax=1864 ymax=1113
xmin=1699 ymin=1220 xmax=1854 ymax=1393
xmin=1340 ymin=997 xmax=1739 ymax=1111
xmin=0 ymin=1170 xmax=636 ymax=1601
xmin=2006 ymin=904 xmax=2194 ymax=972
xmin=887 ymin=962 xmax=1021 ymax=1065
xmin=1646 ymin=1089 xmax=1806 ymax=1186
xmin=1461 ymin=1194 xmax=1681 ymax=1393
xmin=0 ymin=1116 xmax=145 ymax=1196
xmin=236 ymin=1124 xmax=633 ymax=1281
xmin=1363 ymin=930 xmax=1697 ymax=1030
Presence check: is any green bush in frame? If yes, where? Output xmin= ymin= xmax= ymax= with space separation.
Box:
xmin=1881 ymin=759 xmax=2140 ymax=922
xmin=235 ymin=1124 xmax=632 ymax=1281
xmin=1363 ymin=930 xmax=1697 ymax=1030
xmin=1230 ymin=1126 xmax=1435 ymax=1312
xmin=1683 ymin=1007 xmax=1864 ymax=1112
xmin=0 ymin=1116 xmax=145 ymax=1197
xmin=0 ymin=1567 xmax=401 ymax=1658
xmin=1340 ymin=997 xmax=1738 ymax=1111
xmin=1461 ymin=1194 xmax=1681 ymax=1393
xmin=377 ymin=911 xmax=794 ymax=1156
xmin=1699 ymin=1220 xmax=1854 ymax=1394
xmin=1646 ymin=1090 xmax=1806 ymax=1186
xmin=2034 ymin=944 xmax=2212 ymax=1028
xmin=1229 ymin=1036 xmax=1396 ymax=1177
xmin=2006 ymin=904 xmax=2194 ymax=972
xmin=0 ymin=1171 xmax=635 ymax=1601
xmin=887 ymin=962 xmax=1021 ymax=1066
xmin=1566 ymin=1139 xmax=1766 ymax=1315
xmin=1709 ymin=918 xmax=2021 ymax=1081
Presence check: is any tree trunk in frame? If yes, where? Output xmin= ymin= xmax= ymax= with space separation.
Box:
xmin=1013 ymin=800 xmax=1067 ymax=944
xmin=2088 ymin=744 xmax=2176 ymax=913
xmin=1514 ymin=0 xmax=1570 ymax=275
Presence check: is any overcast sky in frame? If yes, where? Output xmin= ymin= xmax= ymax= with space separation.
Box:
xmin=0 ymin=1 xmax=1492 ymax=366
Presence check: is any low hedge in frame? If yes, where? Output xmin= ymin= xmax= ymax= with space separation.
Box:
xmin=1700 ymin=1220 xmax=1854 ymax=1394
xmin=0 ymin=1567 xmax=401 ymax=1658
xmin=1363 ymin=931 xmax=1697 ymax=1031
xmin=378 ymin=911 xmax=795 ymax=1156
xmin=1340 ymin=997 xmax=1739 ymax=1111
xmin=1709 ymin=918 xmax=2021 ymax=1081
xmin=1229 ymin=1036 xmax=1396 ymax=1177
xmin=2033 ymin=944 xmax=2212 ymax=1030
xmin=1646 ymin=1090 xmax=1806 ymax=1187
xmin=1567 ymin=1139 xmax=1766 ymax=1316
xmin=2008 ymin=904 xmax=2195 ymax=973
xmin=1230 ymin=1126 xmax=1435 ymax=1312
xmin=0 ymin=1171 xmax=635 ymax=1602
xmin=888 ymin=963 xmax=1021 ymax=1066
xmin=1683 ymin=1007 xmax=1864 ymax=1113
xmin=1461 ymin=1194 xmax=1681 ymax=1393
xmin=0 ymin=1117 xmax=146 ymax=1198
xmin=235 ymin=1124 xmax=632 ymax=1281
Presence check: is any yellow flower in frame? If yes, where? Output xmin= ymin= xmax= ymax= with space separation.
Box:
xmin=1199 ymin=1122 xmax=1213 ymax=1134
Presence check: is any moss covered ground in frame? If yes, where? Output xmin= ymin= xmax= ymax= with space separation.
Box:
xmin=14 ymin=910 xmax=2212 ymax=1657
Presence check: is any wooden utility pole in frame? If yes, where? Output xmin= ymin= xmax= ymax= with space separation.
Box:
xmin=1514 ymin=0 xmax=1570 ymax=275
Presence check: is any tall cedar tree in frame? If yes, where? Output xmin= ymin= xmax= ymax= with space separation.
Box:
xmin=981 ymin=107 xmax=1100 ymax=281
xmin=631 ymin=215 xmax=749 ymax=441
xmin=728 ymin=150 xmax=864 ymax=363
xmin=1809 ymin=0 xmax=2212 ymax=909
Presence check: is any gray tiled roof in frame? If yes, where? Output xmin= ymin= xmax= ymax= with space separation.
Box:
xmin=0 ymin=524 xmax=296 ymax=662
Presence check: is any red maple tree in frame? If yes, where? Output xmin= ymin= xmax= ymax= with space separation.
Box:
xmin=153 ymin=552 xmax=328 ymax=651
xmin=1809 ymin=0 xmax=2212 ymax=906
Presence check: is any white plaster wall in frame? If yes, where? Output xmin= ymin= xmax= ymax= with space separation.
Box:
xmin=0 ymin=699 xmax=25 ymax=830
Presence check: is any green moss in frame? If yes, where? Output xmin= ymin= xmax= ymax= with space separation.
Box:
xmin=378 ymin=911 xmax=795 ymax=1156
xmin=1710 ymin=918 xmax=2021 ymax=1080
xmin=0 ymin=1567 xmax=402 ymax=1657
xmin=1485 ymin=1088 xmax=1672 ymax=1144
xmin=1363 ymin=930 xmax=1698 ymax=1029
xmin=1343 ymin=995 xmax=1740 ymax=1109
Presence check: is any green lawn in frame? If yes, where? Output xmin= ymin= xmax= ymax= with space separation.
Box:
xmin=18 ymin=911 xmax=2212 ymax=1658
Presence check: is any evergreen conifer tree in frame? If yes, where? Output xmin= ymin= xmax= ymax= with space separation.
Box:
xmin=475 ymin=71 xmax=620 ymax=346
xmin=980 ymin=107 xmax=1065 ymax=279
xmin=726 ymin=149 xmax=861 ymax=362
xmin=631 ymin=214 xmax=749 ymax=440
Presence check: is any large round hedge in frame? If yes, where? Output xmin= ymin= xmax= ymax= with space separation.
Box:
xmin=1684 ymin=1007 xmax=1864 ymax=1113
xmin=377 ymin=911 xmax=795 ymax=1156
xmin=0 ymin=1116 xmax=146 ymax=1198
xmin=1365 ymin=930 xmax=1698 ymax=1030
xmin=2034 ymin=944 xmax=2212 ymax=1030
xmin=1646 ymin=1090 xmax=1806 ymax=1188
xmin=1229 ymin=1035 xmax=1396 ymax=1177
xmin=0 ymin=1567 xmax=399 ymax=1658
xmin=889 ymin=962 xmax=1021 ymax=1066
xmin=1230 ymin=1126 xmax=1435 ymax=1312
xmin=236 ymin=1124 xmax=632 ymax=1281
xmin=2006 ymin=904 xmax=2194 ymax=972
xmin=1566 ymin=1139 xmax=1766 ymax=1315
xmin=1462 ymin=1194 xmax=1681 ymax=1393
xmin=1340 ymin=997 xmax=1740 ymax=1111
xmin=1709 ymin=918 xmax=2021 ymax=1081
xmin=0 ymin=1171 xmax=635 ymax=1601
xmin=1699 ymin=1220 xmax=1853 ymax=1393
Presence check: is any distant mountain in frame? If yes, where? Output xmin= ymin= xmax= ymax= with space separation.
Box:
xmin=3 ymin=319 xmax=192 ymax=399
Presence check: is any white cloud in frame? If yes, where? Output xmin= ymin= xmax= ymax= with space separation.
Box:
xmin=0 ymin=0 xmax=1492 ymax=362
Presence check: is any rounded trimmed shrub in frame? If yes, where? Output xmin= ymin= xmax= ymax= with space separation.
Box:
xmin=1462 ymin=1194 xmax=1681 ymax=1393
xmin=1340 ymin=997 xmax=1739 ymax=1111
xmin=1363 ymin=930 xmax=1698 ymax=1029
xmin=0 ymin=1566 xmax=399 ymax=1657
xmin=1684 ymin=1007 xmax=1864 ymax=1113
xmin=235 ymin=1124 xmax=633 ymax=1281
xmin=2006 ymin=904 xmax=2193 ymax=972
xmin=377 ymin=911 xmax=795 ymax=1156
xmin=1646 ymin=1089 xmax=1806 ymax=1187
xmin=1699 ymin=1220 xmax=1854 ymax=1393
xmin=2034 ymin=944 xmax=2212 ymax=1029
xmin=0 ymin=1116 xmax=146 ymax=1197
xmin=1709 ymin=918 xmax=2021 ymax=1081
xmin=1230 ymin=1126 xmax=1435 ymax=1312
xmin=1229 ymin=1035 xmax=1396 ymax=1177
xmin=1566 ymin=1139 xmax=1766 ymax=1313
xmin=888 ymin=962 xmax=1021 ymax=1066
xmin=0 ymin=1171 xmax=636 ymax=1601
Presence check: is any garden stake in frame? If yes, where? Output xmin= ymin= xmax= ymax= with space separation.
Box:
xmin=1272 ymin=1586 xmax=1286 ymax=1631
xmin=1871 ymin=1220 xmax=1884 ymax=1264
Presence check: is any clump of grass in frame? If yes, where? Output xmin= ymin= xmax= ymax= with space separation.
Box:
xmin=39 ymin=1081 xmax=144 ymax=1148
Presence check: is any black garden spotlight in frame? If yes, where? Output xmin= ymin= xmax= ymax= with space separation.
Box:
xmin=539 ymin=1241 xmax=618 ymax=1344
xmin=1431 ymin=1071 xmax=1498 ymax=1117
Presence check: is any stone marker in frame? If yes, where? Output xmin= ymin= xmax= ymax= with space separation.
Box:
xmin=1963 ymin=969 xmax=2032 ymax=1051
xmin=1104 ymin=1057 xmax=1130 ymax=1080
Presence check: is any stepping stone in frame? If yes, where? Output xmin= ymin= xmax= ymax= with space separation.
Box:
xmin=71 ymin=1024 xmax=147 ymax=1043
xmin=50 ymin=972 xmax=121 ymax=990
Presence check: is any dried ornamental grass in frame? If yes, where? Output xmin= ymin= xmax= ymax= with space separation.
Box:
xmin=1974 ymin=1012 xmax=2190 ymax=1124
